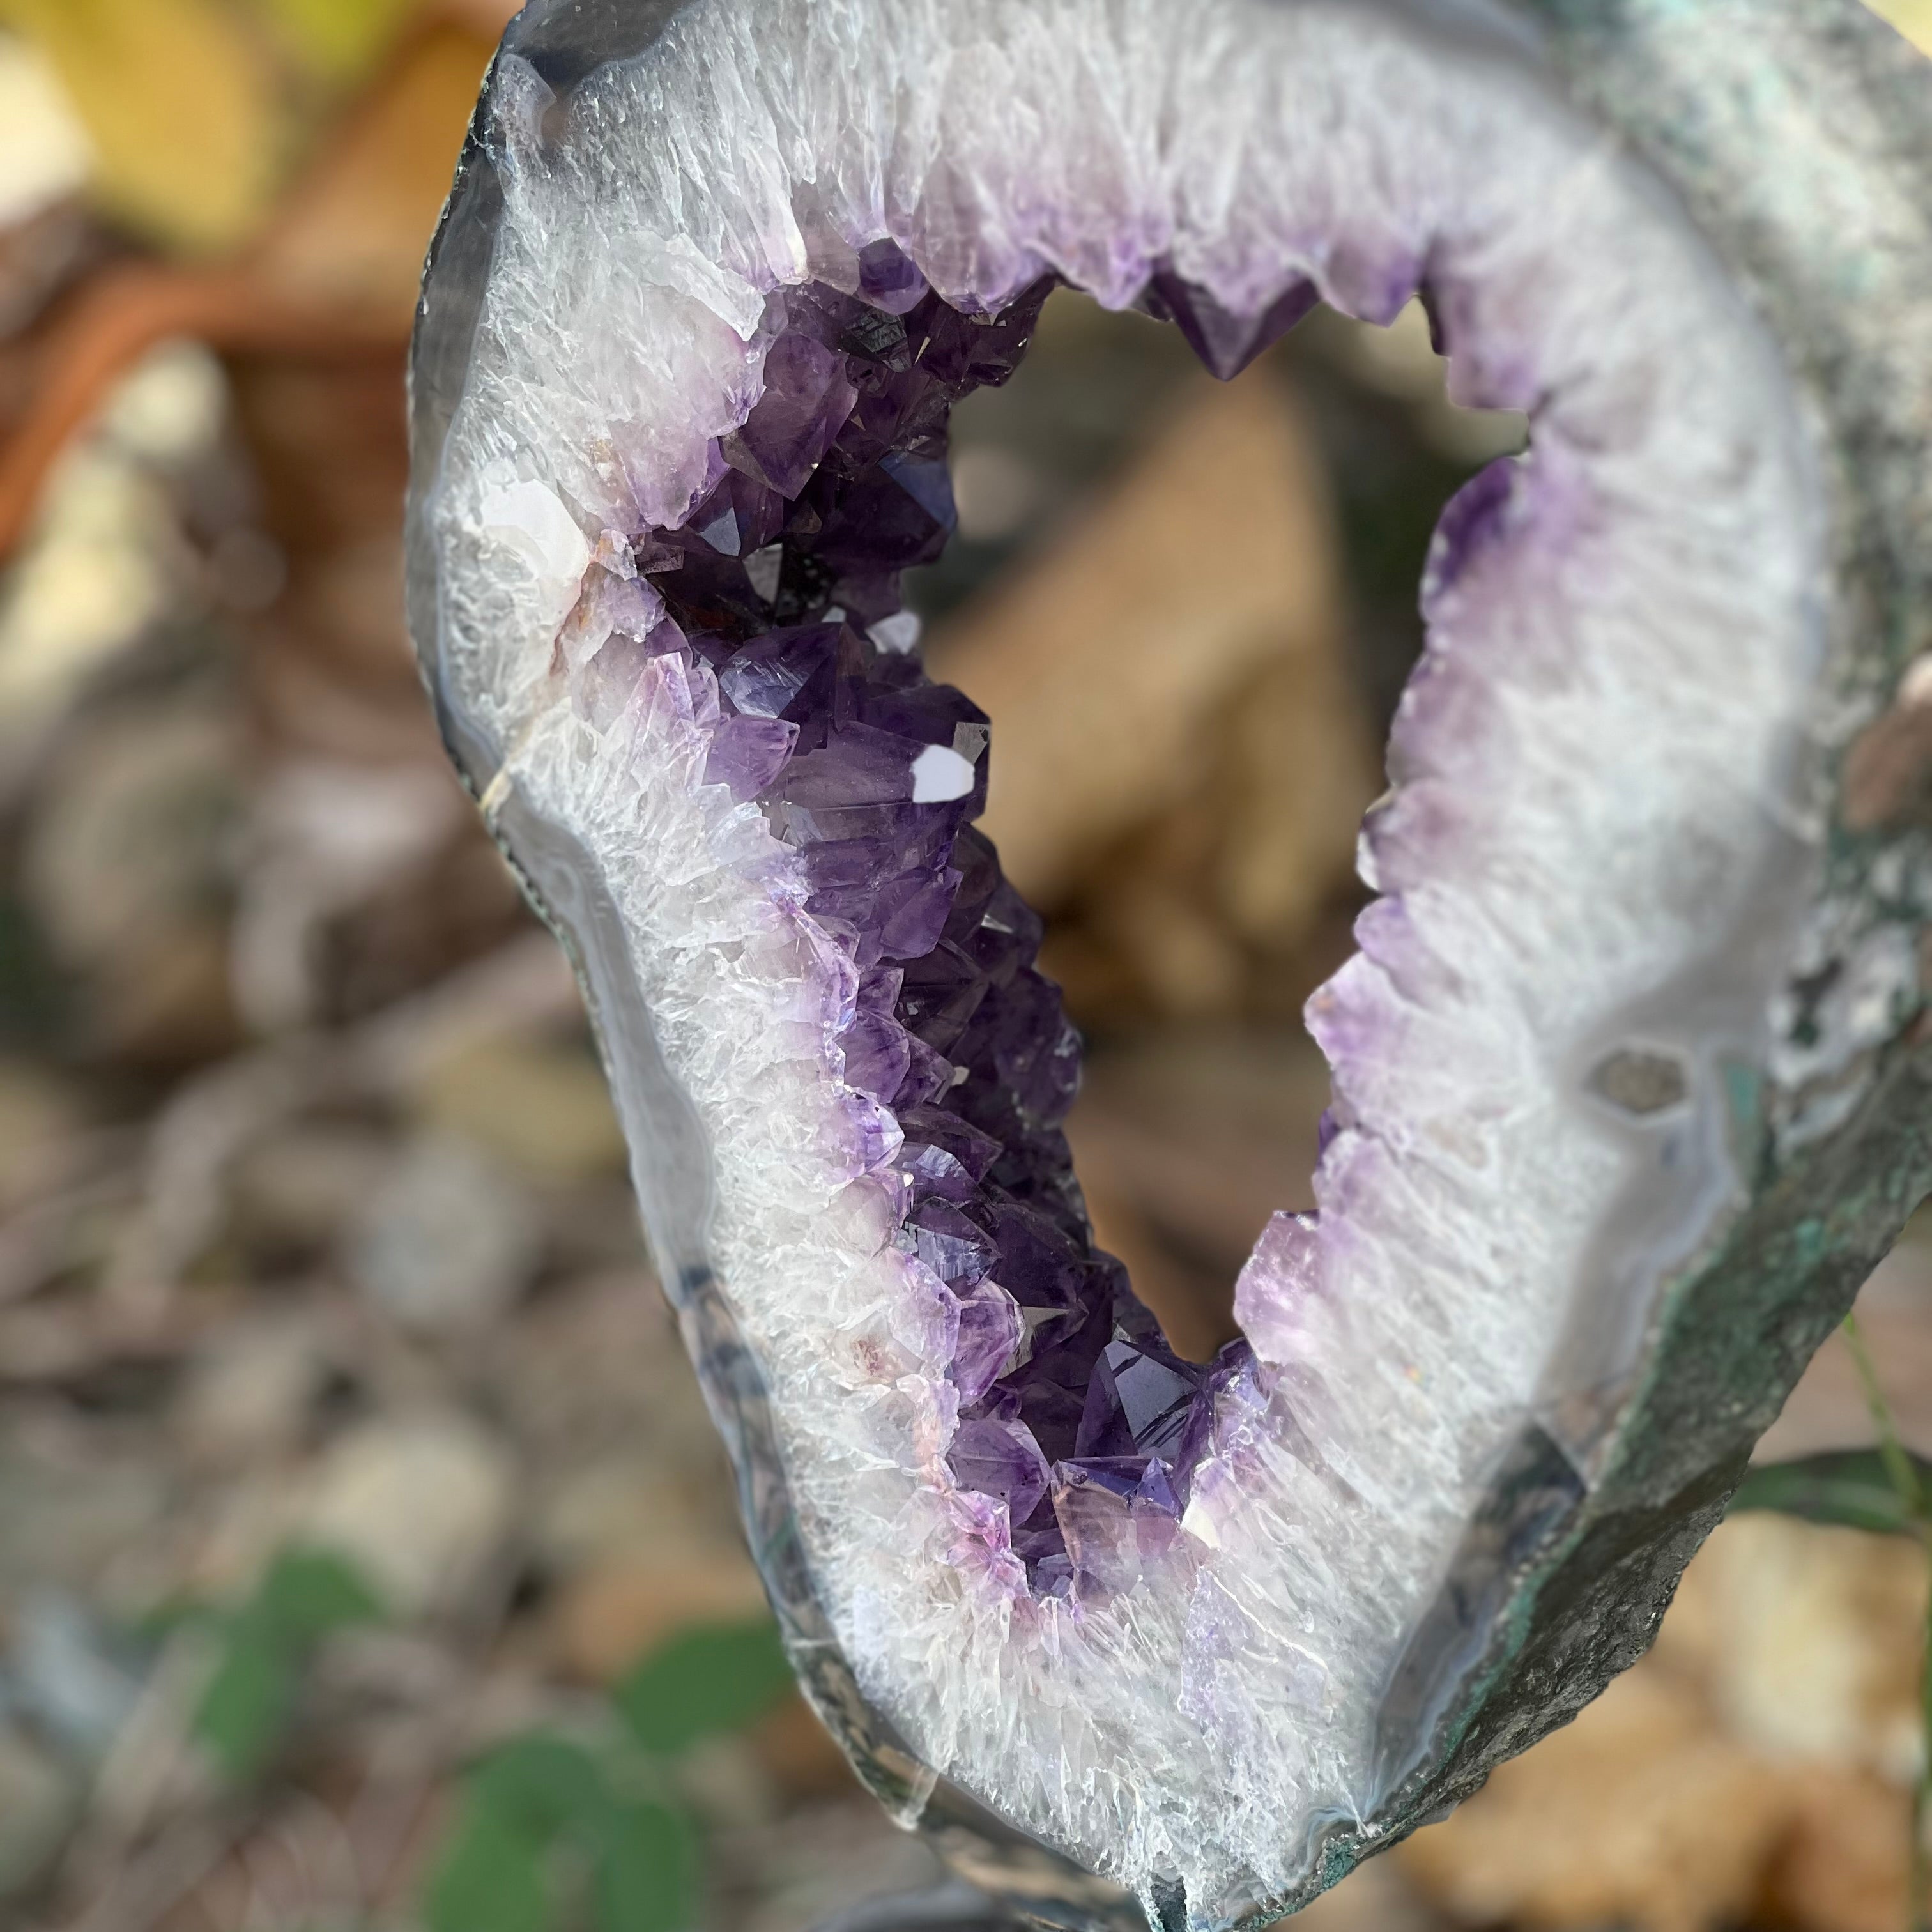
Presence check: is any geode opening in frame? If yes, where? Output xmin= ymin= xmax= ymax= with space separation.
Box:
xmin=409 ymin=1 xmax=1932 ymax=1925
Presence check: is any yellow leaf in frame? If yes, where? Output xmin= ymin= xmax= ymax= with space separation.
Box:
xmin=0 ymin=0 xmax=284 ymax=256
xmin=1866 ymin=0 xmax=1932 ymax=52
xmin=256 ymin=23 xmax=495 ymax=325
xmin=247 ymin=0 xmax=417 ymax=85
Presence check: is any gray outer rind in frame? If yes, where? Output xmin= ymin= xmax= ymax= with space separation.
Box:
xmin=404 ymin=3 xmax=1932 ymax=1925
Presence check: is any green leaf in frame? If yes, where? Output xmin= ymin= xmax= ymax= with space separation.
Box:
xmin=614 ymin=1620 xmax=794 ymax=1756
xmin=190 ymin=1549 xmax=383 ymax=1781
xmin=256 ymin=1549 xmax=385 ymax=1644
xmin=424 ymin=1736 xmax=698 ymax=1932
xmin=470 ymin=1734 xmax=613 ymax=1839
xmin=589 ymin=1800 xmax=698 ymax=1932
xmin=424 ymin=1804 xmax=553 ymax=1932
xmin=1730 ymin=1449 xmax=1932 ymax=1536
xmin=194 ymin=1626 xmax=297 ymax=1780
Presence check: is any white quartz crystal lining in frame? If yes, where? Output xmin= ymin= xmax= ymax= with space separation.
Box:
xmin=425 ymin=0 xmax=1823 ymax=1912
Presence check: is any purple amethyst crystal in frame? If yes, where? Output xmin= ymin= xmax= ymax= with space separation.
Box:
xmin=1052 ymin=1457 xmax=1187 ymax=1598
xmin=410 ymin=1 xmax=1932 ymax=1925
xmin=1143 ymin=266 xmax=1322 ymax=381
xmin=951 ymin=1413 xmax=1053 ymax=1523
xmin=703 ymin=713 xmax=799 ymax=800
xmin=598 ymin=272 xmax=1250 ymax=1587
xmin=724 ymin=334 xmax=861 ymax=499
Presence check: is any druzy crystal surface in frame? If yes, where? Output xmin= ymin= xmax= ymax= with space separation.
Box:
xmin=408 ymin=1 xmax=1932 ymax=1924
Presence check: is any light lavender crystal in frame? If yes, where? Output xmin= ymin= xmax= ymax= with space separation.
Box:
xmin=407 ymin=2 xmax=1932 ymax=1925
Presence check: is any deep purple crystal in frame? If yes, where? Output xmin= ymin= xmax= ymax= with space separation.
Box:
xmin=704 ymin=713 xmax=799 ymax=801
xmin=950 ymin=1413 xmax=1051 ymax=1525
xmin=1051 ymin=1455 xmax=1186 ymax=1595
xmin=719 ymin=622 xmax=841 ymax=726
xmin=690 ymin=466 xmax=786 ymax=556
xmin=902 ymin=1198 xmax=998 ymax=1287
xmin=840 ymin=1006 xmax=914 ymax=1101
xmin=856 ymin=238 xmax=933 ymax=316
xmin=625 ymin=274 xmax=1251 ymax=1584
xmin=953 ymin=1278 xmax=1025 ymax=1406
xmin=1142 ymin=264 xmax=1319 ymax=381
xmin=1075 ymin=1337 xmax=1204 ymax=1462
xmin=724 ymin=331 xmax=860 ymax=499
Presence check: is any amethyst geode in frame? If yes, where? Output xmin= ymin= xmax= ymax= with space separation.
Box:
xmin=407 ymin=2 xmax=1932 ymax=1925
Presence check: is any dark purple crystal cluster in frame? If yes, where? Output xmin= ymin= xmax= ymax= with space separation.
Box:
xmin=624 ymin=249 xmax=1259 ymax=1595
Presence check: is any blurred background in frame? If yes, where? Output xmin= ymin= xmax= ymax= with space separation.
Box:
xmin=0 ymin=3 xmax=1930 ymax=1929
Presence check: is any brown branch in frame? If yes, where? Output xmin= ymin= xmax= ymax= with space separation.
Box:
xmin=0 ymin=262 xmax=406 ymax=558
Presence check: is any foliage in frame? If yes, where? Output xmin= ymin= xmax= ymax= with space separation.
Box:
xmin=192 ymin=1547 xmax=384 ymax=1780
xmin=613 ymin=1619 xmax=795 ymax=1756
xmin=182 ymin=1549 xmax=796 ymax=1932
xmin=0 ymin=0 xmax=424 ymax=253
xmin=424 ymin=1616 xmax=797 ymax=1932
xmin=1732 ymin=1447 xmax=1932 ymax=1538
xmin=1740 ymin=1314 xmax=1932 ymax=1932
xmin=427 ymin=1735 xmax=697 ymax=1932
xmin=250 ymin=0 xmax=418 ymax=82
